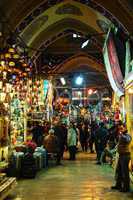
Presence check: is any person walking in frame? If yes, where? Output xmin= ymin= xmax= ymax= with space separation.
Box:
xmin=111 ymin=126 xmax=132 ymax=192
xmin=79 ymin=123 xmax=89 ymax=152
xmin=54 ymin=121 xmax=66 ymax=164
xmin=67 ymin=123 xmax=77 ymax=160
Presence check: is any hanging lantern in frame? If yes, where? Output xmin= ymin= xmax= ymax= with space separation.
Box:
xmin=8 ymin=48 xmax=15 ymax=53
xmin=23 ymin=73 xmax=27 ymax=76
xmin=36 ymin=80 xmax=39 ymax=85
xmin=0 ymin=81 xmax=3 ymax=89
xmin=1 ymin=60 xmax=5 ymax=67
xmin=0 ymin=53 xmax=4 ymax=59
xmin=22 ymin=63 xmax=28 ymax=67
xmin=6 ymin=83 xmax=12 ymax=92
xmin=8 ymin=68 xmax=12 ymax=72
xmin=13 ymin=54 xmax=20 ymax=59
xmin=26 ymin=68 xmax=30 ymax=72
xmin=0 ymin=92 xmax=6 ymax=102
xmin=5 ymin=53 xmax=11 ymax=59
xmin=9 ymin=61 xmax=15 ymax=67
xmin=3 ymin=71 xmax=7 ymax=79
xmin=29 ymin=80 xmax=32 ymax=85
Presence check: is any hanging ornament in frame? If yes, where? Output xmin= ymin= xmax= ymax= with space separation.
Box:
xmin=3 ymin=71 xmax=7 ymax=79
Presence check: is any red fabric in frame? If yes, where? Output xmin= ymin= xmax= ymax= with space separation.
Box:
xmin=25 ymin=140 xmax=37 ymax=150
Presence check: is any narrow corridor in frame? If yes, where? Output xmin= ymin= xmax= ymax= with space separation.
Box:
xmin=7 ymin=153 xmax=133 ymax=200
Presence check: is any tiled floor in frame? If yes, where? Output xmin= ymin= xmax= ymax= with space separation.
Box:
xmin=6 ymin=152 xmax=133 ymax=200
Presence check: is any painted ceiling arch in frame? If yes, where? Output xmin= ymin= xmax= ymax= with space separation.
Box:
xmin=52 ymin=54 xmax=106 ymax=77
xmin=1 ymin=0 xmax=132 ymax=34
xmin=20 ymin=0 xmax=111 ymax=49
xmin=29 ymin=18 xmax=103 ymax=57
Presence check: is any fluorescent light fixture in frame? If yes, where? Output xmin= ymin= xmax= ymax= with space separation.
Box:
xmin=73 ymin=34 xmax=77 ymax=38
xmin=73 ymin=33 xmax=81 ymax=38
xmin=75 ymin=76 xmax=83 ymax=85
xmin=94 ymin=90 xmax=97 ymax=94
xmin=81 ymin=39 xmax=89 ymax=48
xmin=60 ymin=77 xmax=66 ymax=85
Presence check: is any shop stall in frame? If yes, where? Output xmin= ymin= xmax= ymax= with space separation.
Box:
xmin=0 ymin=45 xmax=32 ymax=197
xmin=0 ymin=91 xmax=17 ymax=199
xmin=125 ymin=73 xmax=133 ymax=138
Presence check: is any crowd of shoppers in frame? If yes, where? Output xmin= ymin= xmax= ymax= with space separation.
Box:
xmin=31 ymin=118 xmax=132 ymax=193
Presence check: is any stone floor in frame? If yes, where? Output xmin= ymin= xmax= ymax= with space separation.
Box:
xmin=6 ymin=152 xmax=133 ymax=200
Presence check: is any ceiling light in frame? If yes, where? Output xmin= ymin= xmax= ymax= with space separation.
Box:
xmin=75 ymin=76 xmax=83 ymax=85
xmin=60 ymin=77 xmax=66 ymax=85
xmin=81 ymin=39 xmax=89 ymax=48
xmin=73 ymin=33 xmax=81 ymax=38
xmin=73 ymin=34 xmax=77 ymax=38
xmin=88 ymin=89 xmax=93 ymax=95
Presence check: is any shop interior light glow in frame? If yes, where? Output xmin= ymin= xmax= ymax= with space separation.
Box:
xmin=128 ymin=88 xmax=133 ymax=94
xmin=88 ymin=89 xmax=93 ymax=95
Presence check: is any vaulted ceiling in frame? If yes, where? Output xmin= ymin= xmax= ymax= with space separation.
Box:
xmin=0 ymin=0 xmax=132 ymax=88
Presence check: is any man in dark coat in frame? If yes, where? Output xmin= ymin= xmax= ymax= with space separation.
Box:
xmin=94 ymin=122 xmax=108 ymax=164
xmin=32 ymin=122 xmax=44 ymax=146
xmin=54 ymin=122 xmax=66 ymax=164
xmin=111 ymin=126 xmax=132 ymax=192
xmin=79 ymin=123 xmax=90 ymax=152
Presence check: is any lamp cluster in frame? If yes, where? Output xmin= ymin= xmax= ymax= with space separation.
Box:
xmin=0 ymin=46 xmax=32 ymax=80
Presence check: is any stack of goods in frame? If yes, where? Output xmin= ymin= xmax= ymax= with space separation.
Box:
xmin=34 ymin=147 xmax=47 ymax=169
xmin=7 ymin=151 xmax=24 ymax=178
xmin=21 ymin=151 xmax=36 ymax=178
xmin=8 ymin=145 xmax=47 ymax=178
